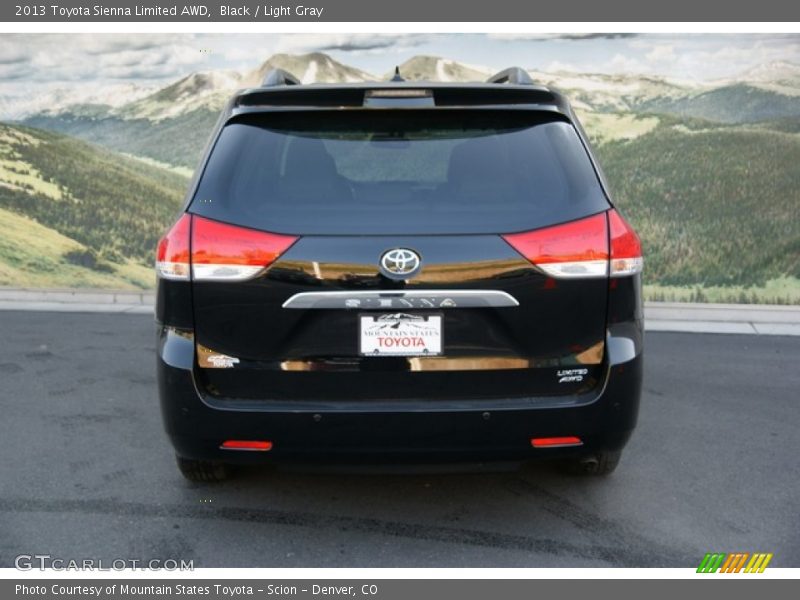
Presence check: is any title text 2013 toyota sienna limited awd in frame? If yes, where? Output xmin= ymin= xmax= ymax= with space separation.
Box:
xmin=155 ymin=67 xmax=644 ymax=482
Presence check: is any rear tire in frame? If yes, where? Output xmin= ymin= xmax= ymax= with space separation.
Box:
xmin=176 ymin=455 xmax=230 ymax=482
xmin=560 ymin=449 xmax=622 ymax=476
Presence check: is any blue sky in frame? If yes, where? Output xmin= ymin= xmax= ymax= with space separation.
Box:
xmin=1 ymin=33 xmax=799 ymax=118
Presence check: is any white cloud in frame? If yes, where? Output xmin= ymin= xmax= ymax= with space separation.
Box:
xmin=645 ymin=44 xmax=676 ymax=63
xmin=274 ymin=33 xmax=428 ymax=55
xmin=487 ymin=33 xmax=564 ymax=41
xmin=541 ymin=60 xmax=582 ymax=73
xmin=487 ymin=33 xmax=637 ymax=42
xmin=2 ymin=34 xmax=209 ymax=83
xmin=608 ymin=53 xmax=648 ymax=73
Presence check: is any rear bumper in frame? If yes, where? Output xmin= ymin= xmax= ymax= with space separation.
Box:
xmin=157 ymin=327 xmax=642 ymax=465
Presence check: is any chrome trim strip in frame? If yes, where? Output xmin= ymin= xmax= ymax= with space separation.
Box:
xmin=282 ymin=289 xmax=519 ymax=309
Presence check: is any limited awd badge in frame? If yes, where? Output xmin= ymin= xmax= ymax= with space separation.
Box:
xmin=379 ymin=248 xmax=422 ymax=280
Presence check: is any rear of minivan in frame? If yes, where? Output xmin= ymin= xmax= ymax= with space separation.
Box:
xmin=156 ymin=82 xmax=643 ymax=481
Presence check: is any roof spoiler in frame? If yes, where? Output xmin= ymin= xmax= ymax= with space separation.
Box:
xmin=486 ymin=67 xmax=535 ymax=86
xmin=261 ymin=68 xmax=302 ymax=87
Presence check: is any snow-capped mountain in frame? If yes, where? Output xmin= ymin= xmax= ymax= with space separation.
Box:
xmin=0 ymin=81 xmax=158 ymax=120
xmin=527 ymin=70 xmax=699 ymax=112
xmin=114 ymin=70 xmax=243 ymax=120
xmin=105 ymin=53 xmax=374 ymax=121
xmin=390 ymin=55 xmax=492 ymax=83
xmin=244 ymin=52 xmax=374 ymax=87
xmin=737 ymin=60 xmax=800 ymax=86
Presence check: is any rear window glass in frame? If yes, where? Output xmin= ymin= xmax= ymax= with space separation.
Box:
xmin=189 ymin=111 xmax=609 ymax=235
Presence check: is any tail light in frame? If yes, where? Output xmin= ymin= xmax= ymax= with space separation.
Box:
xmin=502 ymin=213 xmax=608 ymax=279
xmin=155 ymin=214 xmax=298 ymax=282
xmin=502 ymin=210 xmax=642 ymax=279
xmin=608 ymin=209 xmax=643 ymax=277
xmin=155 ymin=214 xmax=191 ymax=281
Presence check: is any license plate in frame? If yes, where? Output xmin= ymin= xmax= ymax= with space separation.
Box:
xmin=359 ymin=313 xmax=443 ymax=356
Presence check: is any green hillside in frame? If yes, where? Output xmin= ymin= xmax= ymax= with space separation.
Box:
xmin=0 ymin=122 xmax=188 ymax=289
xmin=754 ymin=116 xmax=800 ymax=134
xmin=640 ymin=84 xmax=800 ymax=124
xmin=596 ymin=118 xmax=800 ymax=294
xmin=24 ymin=108 xmax=216 ymax=170
xmin=0 ymin=205 xmax=156 ymax=289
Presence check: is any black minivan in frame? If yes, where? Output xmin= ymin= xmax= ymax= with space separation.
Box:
xmin=156 ymin=67 xmax=643 ymax=481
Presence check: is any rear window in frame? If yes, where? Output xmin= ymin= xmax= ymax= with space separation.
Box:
xmin=189 ymin=110 xmax=609 ymax=235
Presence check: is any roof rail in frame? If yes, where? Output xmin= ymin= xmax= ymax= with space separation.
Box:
xmin=261 ymin=68 xmax=302 ymax=87
xmin=486 ymin=67 xmax=535 ymax=86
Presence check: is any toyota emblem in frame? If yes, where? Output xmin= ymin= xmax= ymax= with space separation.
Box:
xmin=380 ymin=248 xmax=421 ymax=279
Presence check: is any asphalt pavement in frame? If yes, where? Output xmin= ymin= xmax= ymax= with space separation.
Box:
xmin=0 ymin=311 xmax=798 ymax=568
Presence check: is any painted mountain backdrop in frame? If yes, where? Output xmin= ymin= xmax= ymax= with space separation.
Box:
xmin=3 ymin=52 xmax=800 ymax=302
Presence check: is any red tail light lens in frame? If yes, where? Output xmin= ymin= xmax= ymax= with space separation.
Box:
xmin=608 ymin=209 xmax=643 ymax=277
xmin=156 ymin=215 xmax=298 ymax=282
xmin=192 ymin=216 xmax=297 ymax=281
xmin=155 ymin=214 xmax=191 ymax=281
xmin=220 ymin=440 xmax=273 ymax=451
xmin=531 ymin=436 xmax=583 ymax=448
xmin=502 ymin=213 xmax=609 ymax=279
xmin=191 ymin=216 xmax=298 ymax=282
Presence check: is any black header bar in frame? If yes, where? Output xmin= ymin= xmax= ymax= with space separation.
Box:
xmin=3 ymin=0 xmax=800 ymax=22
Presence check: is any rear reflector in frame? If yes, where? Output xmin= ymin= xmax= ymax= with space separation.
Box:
xmin=531 ymin=436 xmax=583 ymax=448
xmin=155 ymin=214 xmax=298 ymax=282
xmin=155 ymin=214 xmax=192 ymax=281
xmin=608 ymin=209 xmax=643 ymax=277
xmin=502 ymin=213 xmax=609 ymax=279
xmin=192 ymin=216 xmax=298 ymax=282
xmin=220 ymin=440 xmax=273 ymax=451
